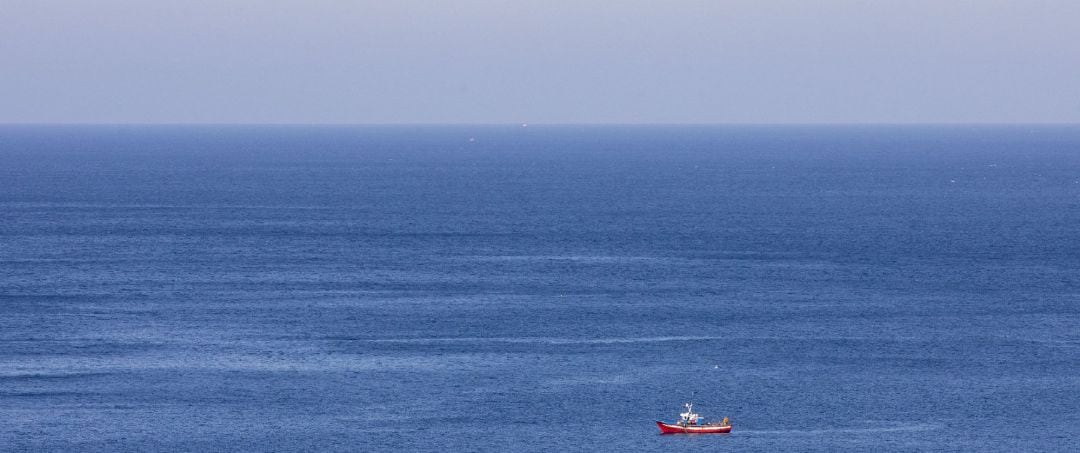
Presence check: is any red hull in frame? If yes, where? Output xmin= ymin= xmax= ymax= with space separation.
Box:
xmin=656 ymin=420 xmax=732 ymax=434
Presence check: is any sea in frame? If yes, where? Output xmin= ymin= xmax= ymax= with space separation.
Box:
xmin=1 ymin=125 xmax=1078 ymax=452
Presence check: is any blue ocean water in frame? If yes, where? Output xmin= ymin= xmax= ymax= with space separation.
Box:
xmin=1 ymin=125 xmax=1078 ymax=452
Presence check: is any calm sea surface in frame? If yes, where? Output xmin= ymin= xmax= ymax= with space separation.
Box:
xmin=1 ymin=125 xmax=1079 ymax=451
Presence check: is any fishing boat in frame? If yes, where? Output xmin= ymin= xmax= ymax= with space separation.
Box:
xmin=656 ymin=402 xmax=732 ymax=434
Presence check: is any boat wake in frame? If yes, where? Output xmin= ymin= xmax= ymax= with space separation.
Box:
xmin=367 ymin=336 xmax=726 ymax=345
xmin=738 ymin=423 xmax=941 ymax=435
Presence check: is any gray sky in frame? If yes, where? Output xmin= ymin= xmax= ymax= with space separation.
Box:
xmin=1 ymin=0 xmax=1078 ymax=124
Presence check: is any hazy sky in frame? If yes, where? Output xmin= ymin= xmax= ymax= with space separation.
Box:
xmin=2 ymin=0 xmax=1078 ymax=124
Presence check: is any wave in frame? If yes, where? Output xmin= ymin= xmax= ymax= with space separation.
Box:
xmin=459 ymin=255 xmax=685 ymax=264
